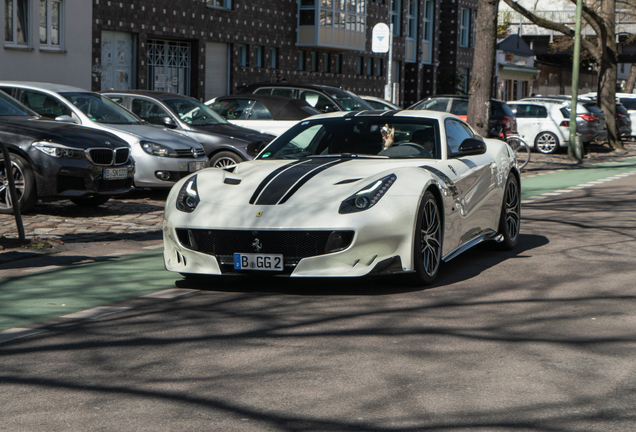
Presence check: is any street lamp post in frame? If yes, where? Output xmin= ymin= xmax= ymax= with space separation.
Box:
xmin=386 ymin=0 xmax=394 ymax=103
xmin=568 ymin=0 xmax=584 ymax=162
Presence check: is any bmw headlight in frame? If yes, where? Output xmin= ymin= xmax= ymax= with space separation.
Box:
xmin=32 ymin=142 xmax=85 ymax=159
xmin=141 ymin=141 xmax=177 ymax=157
xmin=338 ymin=174 xmax=397 ymax=214
xmin=176 ymin=175 xmax=199 ymax=212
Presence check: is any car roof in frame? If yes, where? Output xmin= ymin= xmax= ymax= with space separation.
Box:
xmin=299 ymin=109 xmax=461 ymax=123
xmin=211 ymin=94 xmax=319 ymax=120
xmin=100 ymin=90 xmax=196 ymax=101
xmin=239 ymin=82 xmax=347 ymax=93
xmin=0 ymin=81 xmax=91 ymax=93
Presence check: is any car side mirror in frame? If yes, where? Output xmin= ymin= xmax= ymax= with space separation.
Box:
xmin=54 ymin=115 xmax=77 ymax=123
xmin=323 ymin=104 xmax=338 ymax=113
xmin=161 ymin=116 xmax=178 ymax=129
xmin=246 ymin=140 xmax=266 ymax=157
xmin=458 ymin=138 xmax=486 ymax=156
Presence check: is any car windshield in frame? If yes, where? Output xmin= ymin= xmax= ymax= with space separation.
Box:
xmin=164 ymin=98 xmax=228 ymax=126
xmin=61 ymin=92 xmax=142 ymax=124
xmin=0 ymin=91 xmax=38 ymax=117
xmin=257 ymin=117 xmax=441 ymax=160
xmin=323 ymin=88 xmax=374 ymax=111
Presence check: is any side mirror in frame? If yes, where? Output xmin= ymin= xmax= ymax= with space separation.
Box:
xmin=458 ymin=138 xmax=487 ymax=156
xmin=323 ymin=104 xmax=338 ymax=113
xmin=246 ymin=140 xmax=266 ymax=157
xmin=161 ymin=116 xmax=178 ymax=129
xmin=54 ymin=115 xmax=77 ymax=123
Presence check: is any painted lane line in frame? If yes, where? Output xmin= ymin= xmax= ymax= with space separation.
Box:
xmin=143 ymin=244 xmax=164 ymax=250
xmin=554 ymin=189 xmax=574 ymax=193
xmin=0 ymin=328 xmax=48 ymax=344
xmin=541 ymin=193 xmax=563 ymax=196
xmin=141 ymin=288 xmax=198 ymax=299
xmin=61 ymin=306 xmax=131 ymax=320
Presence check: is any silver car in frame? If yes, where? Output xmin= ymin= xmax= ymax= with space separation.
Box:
xmin=0 ymin=82 xmax=208 ymax=189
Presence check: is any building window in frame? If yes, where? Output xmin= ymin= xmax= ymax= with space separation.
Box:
xmin=269 ymin=48 xmax=278 ymax=69
xmin=390 ymin=0 xmax=401 ymax=37
xmin=207 ymin=0 xmax=232 ymax=10
xmin=421 ymin=0 xmax=433 ymax=64
xmin=376 ymin=58 xmax=383 ymax=76
xmin=39 ymin=0 xmax=62 ymax=49
xmin=5 ymin=0 xmax=29 ymax=46
xmin=298 ymin=50 xmax=305 ymax=71
xmin=334 ymin=54 xmax=341 ymax=74
xmin=356 ymin=56 xmax=363 ymax=75
xmin=405 ymin=0 xmax=417 ymax=62
xmin=239 ymin=45 xmax=248 ymax=67
xmin=322 ymin=52 xmax=330 ymax=73
xmin=366 ymin=58 xmax=373 ymax=76
xmin=299 ymin=0 xmax=316 ymax=26
xmin=254 ymin=46 xmax=263 ymax=68
xmin=460 ymin=8 xmax=470 ymax=48
xmin=310 ymin=51 xmax=317 ymax=72
xmin=471 ymin=10 xmax=476 ymax=48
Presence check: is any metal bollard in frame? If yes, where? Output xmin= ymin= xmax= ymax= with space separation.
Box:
xmin=0 ymin=142 xmax=26 ymax=241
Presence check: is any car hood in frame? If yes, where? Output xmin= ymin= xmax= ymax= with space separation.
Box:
xmin=188 ymin=123 xmax=275 ymax=144
xmin=103 ymin=124 xmax=202 ymax=149
xmin=189 ymin=157 xmax=437 ymax=207
xmin=0 ymin=117 xmax=129 ymax=149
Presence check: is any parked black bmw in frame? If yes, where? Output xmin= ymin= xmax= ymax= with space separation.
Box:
xmin=0 ymin=91 xmax=134 ymax=214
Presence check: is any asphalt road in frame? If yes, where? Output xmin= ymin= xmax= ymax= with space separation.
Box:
xmin=1 ymin=162 xmax=636 ymax=431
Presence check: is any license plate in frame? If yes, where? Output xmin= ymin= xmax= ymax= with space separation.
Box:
xmin=189 ymin=161 xmax=207 ymax=172
xmin=234 ymin=253 xmax=283 ymax=271
xmin=103 ymin=167 xmax=128 ymax=180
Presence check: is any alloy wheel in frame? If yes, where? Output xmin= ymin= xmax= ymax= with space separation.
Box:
xmin=535 ymin=133 xmax=558 ymax=154
xmin=420 ymin=198 xmax=442 ymax=277
xmin=0 ymin=160 xmax=25 ymax=210
xmin=505 ymin=179 xmax=520 ymax=242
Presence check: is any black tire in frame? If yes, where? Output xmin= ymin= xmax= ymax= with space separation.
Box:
xmin=497 ymin=175 xmax=520 ymax=250
xmin=534 ymin=132 xmax=559 ymax=154
xmin=404 ymin=190 xmax=443 ymax=286
xmin=70 ymin=195 xmax=111 ymax=207
xmin=0 ymin=153 xmax=37 ymax=214
xmin=209 ymin=151 xmax=243 ymax=168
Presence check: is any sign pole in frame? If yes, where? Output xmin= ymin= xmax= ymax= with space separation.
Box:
xmin=387 ymin=0 xmax=393 ymax=102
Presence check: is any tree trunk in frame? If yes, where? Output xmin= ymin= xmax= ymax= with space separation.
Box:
xmin=467 ymin=0 xmax=499 ymax=138
xmin=625 ymin=64 xmax=636 ymax=94
xmin=597 ymin=0 xmax=623 ymax=150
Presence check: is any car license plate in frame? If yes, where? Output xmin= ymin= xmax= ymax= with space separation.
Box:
xmin=234 ymin=253 xmax=283 ymax=271
xmin=189 ymin=161 xmax=206 ymax=172
xmin=103 ymin=167 xmax=128 ymax=180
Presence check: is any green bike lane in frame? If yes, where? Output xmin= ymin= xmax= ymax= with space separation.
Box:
xmin=2 ymin=156 xmax=636 ymax=334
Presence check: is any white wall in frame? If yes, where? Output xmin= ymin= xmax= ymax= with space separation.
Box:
xmin=0 ymin=0 xmax=92 ymax=90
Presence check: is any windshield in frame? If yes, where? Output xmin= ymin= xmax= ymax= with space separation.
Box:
xmin=164 ymin=98 xmax=228 ymax=126
xmin=61 ymin=92 xmax=142 ymax=125
xmin=0 ymin=91 xmax=38 ymax=117
xmin=257 ymin=117 xmax=441 ymax=160
xmin=323 ymin=88 xmax=374 ymax=111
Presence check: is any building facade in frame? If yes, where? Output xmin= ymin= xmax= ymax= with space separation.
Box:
xmin=3 ymin=0 xmax=479 ymax=108
xmin=1 ymin=0 xmax=93 ymax=89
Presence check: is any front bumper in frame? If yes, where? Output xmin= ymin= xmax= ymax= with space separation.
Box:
xmin=162 ymin=197 xmax=417 ymax=278
xmin=29 ymin=151 xmax=135 ymax=199
xmin=132 ymin=153 xmax=209 ymax=188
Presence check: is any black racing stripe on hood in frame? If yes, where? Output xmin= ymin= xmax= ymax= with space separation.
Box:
xmin=249 ymin=160 xmax=305 ymax=204
xmin=254 ymin=158 xmax=344 ymax=205
xmin=278 ymin=159 xmax=348 ymax=204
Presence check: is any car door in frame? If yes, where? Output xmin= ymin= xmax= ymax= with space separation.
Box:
xmin=442 ymin=119 xmax=499 ymax=255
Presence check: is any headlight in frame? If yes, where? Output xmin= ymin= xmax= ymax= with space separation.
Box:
xmin=141 ymin=141 xmax=177 ymax=157
xmin=176 ymin=175 xmax=199 ymax=212
xmin=338 ymin=174 xmax=397 ymax=214
xmin=32 ymin=142 xmax=85 ymax=159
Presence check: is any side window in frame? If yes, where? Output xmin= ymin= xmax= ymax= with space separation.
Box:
xmin=107 ymin=96 xmax=124 ymax=105
xmin=445 ymin=119 xmax=473 ymax=156
xmin=536 ymin=106 xmax=548 ymax=118
xmin=417 ymin=98 xmax=451 ymax=112
xmin=247 ymin=101 xmax=273 ymax=120
xmin=131 ymin=98 xmax=170 ymax=125
xmin=208 ymin=99 xmax=243 ymax=119
xmin=299 ymin=90 xmax=333 ymax=112
xmin=271 ymin=88 xmax=295 ymax=98
xmin=254 ymin=88 xmax=273 ymax=95
xmin=19 ymin=90 xmax=71 ymax=119
xmin=450 ymin=99 xmax=469 ymax=116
